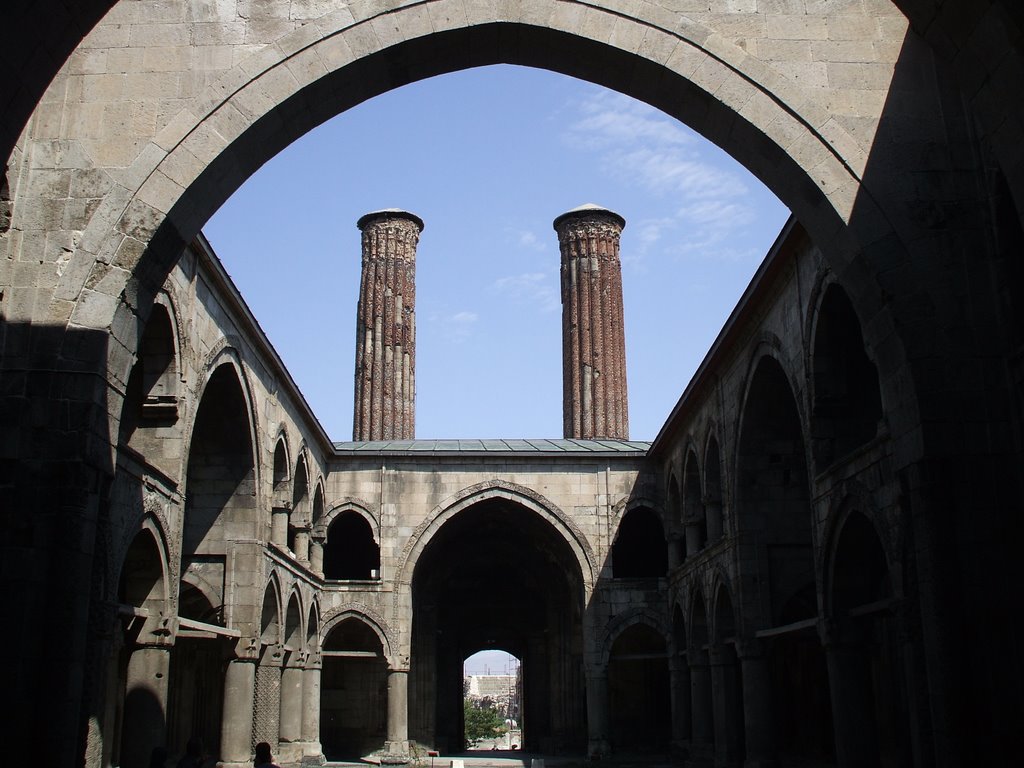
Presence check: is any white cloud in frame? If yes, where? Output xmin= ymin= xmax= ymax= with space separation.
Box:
xmin=430 ymin=310 xmax=478 ymax=344
xmin=563 ymin=89 xmax=760 ymax=265
xmin=565 ymin=91 xmax=693 ymax=150
xmin=492 ymin=271 xmax=560 ymax=313
xmin=603 ymin=147 xmax=749 ymax=200
xmin=512 ymin=229 xmax=546 ymax=251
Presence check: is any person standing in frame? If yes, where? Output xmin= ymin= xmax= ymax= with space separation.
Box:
xmin=253 ymin=742 xmax=281 ymax=768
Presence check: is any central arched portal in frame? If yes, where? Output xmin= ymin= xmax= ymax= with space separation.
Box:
xmin=410 ymin=497 xmax=587 ymax=754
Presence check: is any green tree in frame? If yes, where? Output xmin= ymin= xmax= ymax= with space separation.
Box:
xmin=464 ymin=700 xmax=506 ymax=743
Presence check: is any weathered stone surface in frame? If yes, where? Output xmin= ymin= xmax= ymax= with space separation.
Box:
xmin=3 ymin=1 xmax=1024 ymax=766
xmin=353 ymin=210 xmax=423 ymax=442
xmin=555 ymin=205 xmax=630 ymax=441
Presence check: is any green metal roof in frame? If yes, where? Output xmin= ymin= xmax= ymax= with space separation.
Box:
xmin=332 ymin=438 xmax=650 ymax=456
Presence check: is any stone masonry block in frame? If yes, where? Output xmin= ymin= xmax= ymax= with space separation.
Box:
xmin=766 ymin=15 xmax=829 ymax=41
xmin=130 ymin=23 xmax=192 ymax=48
xmin=191 ymin=21 xmax=248 ymax=47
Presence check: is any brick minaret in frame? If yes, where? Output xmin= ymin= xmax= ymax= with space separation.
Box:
xmin=554 ymin=204 xmax=629 ymax=440
xmin=353 ymin=209 xmax=423 ymax=441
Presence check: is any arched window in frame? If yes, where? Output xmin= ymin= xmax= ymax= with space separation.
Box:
xmin=612 ymin=507 xmax=667 ymax=578
xmin=682 ymin=450 xmax=705 ymax=555
xmin=811 ymin=284 xmax=882 ymax=468
xmin=323 ymin=512 xmax=380 ymax=580
xmin=705 ymin=438 xmax=724 ymax=544
xmin=120 ymin=301 xmax=179 ymax=464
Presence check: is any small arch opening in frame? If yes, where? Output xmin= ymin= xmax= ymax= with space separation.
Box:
xmin=608 ymin=624 xmax=670 ymax=752
xmin=323 ymin=512 xmax=380 ymax=580
xmin=612 ymin=507 xmax=667 ymax=578
xmin=811 ymin=284 xmax=883 ymax=468
xmin=463 ymin=650 xmax=522 ymax=751
xmin=321 ymin=618 xmax=388 ymax=760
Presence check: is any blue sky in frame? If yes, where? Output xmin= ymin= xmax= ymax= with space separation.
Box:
xmin=204 ymin=64 xmax=789 ymax=442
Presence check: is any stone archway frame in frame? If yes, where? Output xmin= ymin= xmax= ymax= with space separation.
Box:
xmin=730 ymin=336 xmax=811 ymax=523
xmin=40 ymin=0 xmax=910 ymax=448
xmin=597 ymin=607 xmax=671 ymax=669
xmin=113 ymin=513 xmax=176 ymax=641
xmin=313 ymin=496 xmax=381 ymax=543
xmin=609 ymin=493 xmax=666 ymax=530
xmin=320 ymin=604 xmax=397 ymax=666
xmin=181 ymin=342 xmax=265 ymax=518
xmin=708 ymin=568 xmax=738 ymax=644
xmin=818 ymin=486 xmax=901 ymax=622
xmin=392 ymin=479 xmax=598 ymax=654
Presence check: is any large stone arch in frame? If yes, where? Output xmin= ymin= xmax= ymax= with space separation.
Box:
xmin=8 ymin=1 xmax=936 ymax=455
xmin=394 ymin=479 xmax=597 ymax=615
xmin=5 ymin=4 xmax=1022 ymax=222
xmin=598 ymin=607 xmax=670 ymax=668
xmin=5 ymin=3 xmax=1024 ymax=765
xmin=320 ymin=606 xmax=396 ymax=663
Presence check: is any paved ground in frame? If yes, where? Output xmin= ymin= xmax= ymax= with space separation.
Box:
xmin=325 ymin=751 xmax=675 ymax=768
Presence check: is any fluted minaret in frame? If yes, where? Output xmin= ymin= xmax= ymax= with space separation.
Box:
xmin=554 ymin=204 xmax=629 ymax=440
xmin=353 ymin=209 xmax=423 ymax=441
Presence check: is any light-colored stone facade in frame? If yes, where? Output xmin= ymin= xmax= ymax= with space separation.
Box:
xmin=4 ymin=2 xmax=1024 ymax=767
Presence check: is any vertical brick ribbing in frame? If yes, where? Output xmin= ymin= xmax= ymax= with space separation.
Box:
xmin=555 ymin=206 xmax=629 ymax=440
xmin=353 ymin=210 xmax=423 ymax=441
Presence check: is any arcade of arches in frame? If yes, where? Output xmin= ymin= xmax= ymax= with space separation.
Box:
xmin=3 ymin=1 xmax=1024 ymax=767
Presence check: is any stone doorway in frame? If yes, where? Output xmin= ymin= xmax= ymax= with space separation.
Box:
xmin=410 ymin=497 xmax=587 ymax=754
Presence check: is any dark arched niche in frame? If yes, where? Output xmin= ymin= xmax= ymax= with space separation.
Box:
xmin=410 ymin=498 xmax=586 ymax=754
xmin=183 ymin=363 xmax=255 ymax=562
xmin=811 ymin=284 xmax=883 ymax=469
xmin=612 ymin=507 xmax=667 ymax=578
xmin=322 ymin=618 xmax=388 ymax=759
xmin=608 ymin=624 xmax=670 ymax=751
xmin=323 ymin=512 xmax=380 ymax=580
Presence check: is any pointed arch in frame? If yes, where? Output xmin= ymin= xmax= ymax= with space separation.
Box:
xmin=271 ymin=431 xmax=291 ymax=506
xmin=809 ymin=279 xmax=884 ymax=469
xmin=394 ymin=480 xmax=597 ymax=610
xmin=183 ymin=355 xmax=259 ymax=567
xmin=704 ymin=433 xmax=724 ymax=544
xmin=682 ymin=447 xmax=705 ymax=556
xmin=735 ymin=351 xmax=814 ymax=627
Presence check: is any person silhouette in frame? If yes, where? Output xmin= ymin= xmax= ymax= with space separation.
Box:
xmin=253 ymin=742 xmax=281 ymax=768
xmin=177 ymin=736 xmax=204 ymax=768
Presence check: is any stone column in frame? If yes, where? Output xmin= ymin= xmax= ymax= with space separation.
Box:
xmin=669 ymin=654 xmax=692 ymax=752
xmin=822 ymin=623 xmax=881 ymax=768
xmin=271 ymin=506 xmax=289 ymax=547
xmin=309 ymin=538 xmax=324 ymax=576
xmin=383 ymin=666 xmax=410 ymax=762
xmin=689 ymin=649 xmax=714 ymax=759
xmin=554 ymin=204 xmax=629 ymax=440
xmin=706 ymin=499 xmax=723 ymax=543
xmin=120 ymin=642 xmax=172 ymax=768
xmin=585 ymin=666 xmax=611 ymax=758
xmin=668 ymin=534 xmax=683 ymax=570
xmin=710 ymin=645 xmax=742 ymax=767
xmin=220 ymin=640 xmax=259 ymax=767
xmin=301 ymin=655 xmax=323 ymax=760
xmin=685 ymin=516 xmax=703 ymax=557
xmin=353 ymin=209 xmax=423 ymax=441
xmin=737 ymin=639 xmax=777 ymax=768
xmin=279 ymin=654 xmax=305 ymax=755
xmin=293 ymin=525 xmax=310 ymax=562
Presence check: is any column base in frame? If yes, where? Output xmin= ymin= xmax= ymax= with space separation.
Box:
xmin=380 ymin=742 xmax=411 ymax=765
xmin=587 ymin=738 xmax=610 ymax=759
xmin=299 ymin=740 xmax=325 ymax=764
